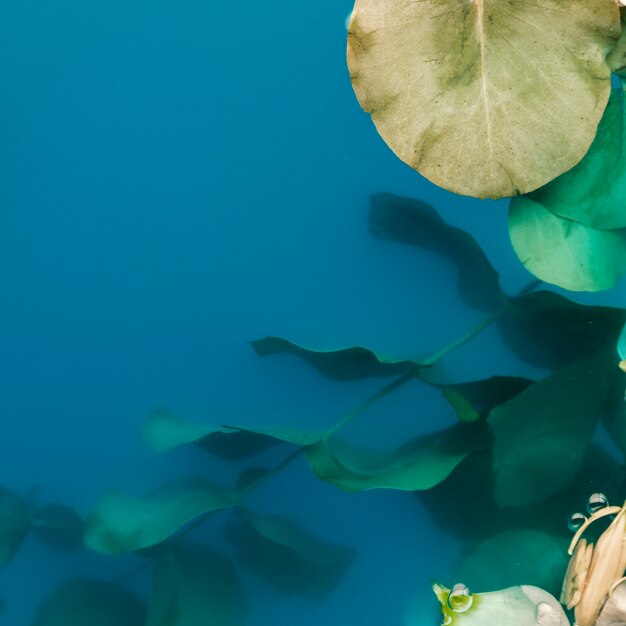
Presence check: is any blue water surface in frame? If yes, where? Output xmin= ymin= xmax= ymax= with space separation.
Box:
xmin=2 ymin=1 xmax=625 ymax=625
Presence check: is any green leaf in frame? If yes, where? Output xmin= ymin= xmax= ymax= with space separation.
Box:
xmin=31 ymin=579 xmax=146 ymax=626
xmin=369 ymin=193 xmax=504 ymax=312
xmin=147 ymin=543 xmax=247 ymax=626
xmin=0 ymin=486 xmax=30 ymax=568
xmin=305 ymin=422 xmax=487 ymax=492
xmin=527 ymin=83 xmax=626 ymax=230
xmin=225 ymin=509 xmax=355 ymax=598
xmin=432 ymin=584 xmax=568 ymax=626
xmin=347 ymin=0 xmax=619 ymax=198
xmin=618 ymin=320 xmax=626 ymax=360
xmin=497 ymin=290 xmax=626 ymax=369
xmin=84 ymin=479 xmax=238 ymax=554
xmin=442 ymin=377 xmax=534 ymax=422
xmin=489 ymin=348 xmax=619 ymax=507
xmin=31 ymin=504 xmax=84 ymax=553
xmin=508 ymin=196 xmax=626 ymax=291
xmin=251 ymin=336 xmax=420 ymax=380
xmin=456 ymin=529 xmax=568 ymax=597
xmin=143 ymin=409 xmax=322 ymax=456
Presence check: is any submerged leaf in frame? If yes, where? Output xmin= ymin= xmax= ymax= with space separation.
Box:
xmin=347 ymin=0 xmax=618 ymax=198
xmin=143 ymin=409 xmax=322 ymax=459
xmin=0 ymin=486 xmax=30 ymax=568
xmin=508 ymin=196 xmax=626 ymax=292
xmin=433 ymin=584 xmax=568 ymax=626
xmin=147 ymin=543 xmax=246 ymax=626
xmin=306 ymin=422 xmax=487 ymax=492
xmin=251 ymin=336 xmax=420 ymax=380
xmin=84 ymin=479 xmax=237 ymax=554
xmin=32 ymin=579 xmax=146 ymax=626
xmin=369 ymin=193 xmax=504 ymax=312
xmin=528 ymin=83 xmax=626 ymax=230
xmin=456 ymin=529 xmax=568 ymax=597
xmin=31 ymin=503 xmax=84 ymax=553
xmin=489 ymin=348 xmax=619 ymax=507
xmin=497 ymin=291 xmax=626 ymax=369
xmin=225 ymin=509 xmax=355 ymax=598
xmin=443 ymin=376 xmax=534 ymax=423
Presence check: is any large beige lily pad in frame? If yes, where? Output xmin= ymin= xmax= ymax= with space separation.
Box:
xmin=347 ymin=0 xmax=619 ymax=198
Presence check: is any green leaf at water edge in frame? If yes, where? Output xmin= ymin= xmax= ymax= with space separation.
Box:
xmin=143 ymin=408 xmax=322 ymax=458
xmin=489 ymin=348 xmax=620 ymax=507
xmin=347 ymin=0 xmax=619 ymax=198
xmin=147 ymin=543 xmax=247 ymax=626
xmin=527 ymin=83 xmax=626 ymax=230
xmin=0 ymin=486 xmax=30 ymax=568
xmin=251 ymin=336 xmax=421 ymax=380
xmin=305 ymin=422 xmax=488 ymax=492
xmin=456 ymin=529 xmax=568 ymax=598
xmin=433 ymin=584 xmax=568 ymax=626
xmin=31 ymin=579 xmax=146 ymax=626
xmin=84 ymin=479 xmax=238 ymax=554
xmin=369 ymin=193 xmax=504 ymax=312
xmin=508 ymin=196 xmax=626 ymax=292
xmin=225 ymin=508 xmax=355 ymax=598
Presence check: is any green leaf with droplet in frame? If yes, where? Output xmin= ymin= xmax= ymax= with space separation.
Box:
xmin=369 ymin=193 xmax=504 ymax=312
xmin=432 ymin=584 xmax=568 ymax=626
xmin=32 ymin=579 xmax=146 ymax=626
xmin=489 ymin=348 xmax=620 ymax=507
xmin=225 ymin=508 xmax=355 ymax=598
xmin=508 ymin=196 xmax=626 ymax=292
xmin=147 ymin=543 xmax=247 ymax=626
xmin=84 ymin=479 xmax=238 ymax=554
xmin=347 ymin=0 xmax=619 ymax=198
xmin=0 ymin=486 xmax=30 ymax=568
xmin=305 ymin=422 xmax=488 ymax=492
xmin=251 ymin=336 xmax=421 ymax=380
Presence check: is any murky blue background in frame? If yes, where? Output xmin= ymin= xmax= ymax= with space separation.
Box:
xmin=2 ymin=1 xmax=625 ymax=624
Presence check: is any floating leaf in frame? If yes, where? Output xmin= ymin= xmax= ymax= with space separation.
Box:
xmin=225 ymin=509 xmax=355 ymax=598
xmin=305 ymin=422 xmax=487 ymax=492
xmin=31 ymin=503 xmax=84 ymax=553
xmin=443 ymin=377 xmax=534 ymax=423
xmin=527 ymin=83 xmax=626 ymax=230
xmin=508 ymin=196 xmax=626 ymax=292
xmin=143 ymin=409 xmax=322 ymax=458
xmin=456 ymin=529 xmax=568 ymax=597
xmin=347 ymin=0 xmax=619 ymax=198
xmin=489 ymin=348 xmax=619 ymax=507
xmin=31 ymin=579 xmax=146 ymax=626
xmin=0 ymin=486 xmax=29 ymax=568
xmin=497 ymin=291 xmax=626 ymax=369
xmin=147 ymin=543 xmax=246 ymax=626
xmin=84 ymin=479 xmax=238 ymax=554
xmin=369 ymin=193 xmax=504 ymax=312
xmin=251 ymin=336 xmax=420 ymax=380
xmin=433 ymin=584 xmax=568 ymax=626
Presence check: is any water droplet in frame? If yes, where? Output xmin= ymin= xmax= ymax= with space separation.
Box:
xmin=587 ymin=492 xmax=609 ymax=515
xmin=447 ymin=583 xmax=473 ymax=613
xmin=568 ymin=511 xmax=587 ymax=533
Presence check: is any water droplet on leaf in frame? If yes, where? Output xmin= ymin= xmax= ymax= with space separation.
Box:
xmin=568 ymin=512 xmax=587 ymax=533
xmin=447 ymin=584 xmax=473 ymax=613
xmin=587 ymin=492 xmax=609 ymax=515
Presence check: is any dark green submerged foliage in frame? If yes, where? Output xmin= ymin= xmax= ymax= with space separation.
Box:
xmin=3 ymin=192 xmax=625 ymax=623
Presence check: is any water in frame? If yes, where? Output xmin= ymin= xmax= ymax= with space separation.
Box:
xmin=2 ymin=1 xmax=626 ymax=625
